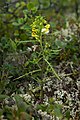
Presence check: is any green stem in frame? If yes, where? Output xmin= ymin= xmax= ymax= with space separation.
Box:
xmin=13 ymin=69 xmax=41 ymax=80
xmin=39 ymin=36 xmax=44 ymax=54
xmin=39 ymin=36 xmax=45 ymax=102
xmin=44 ymin=58 xmax=61 ymax=80
xmin=40 ymin=81 xmax=44 ymax=102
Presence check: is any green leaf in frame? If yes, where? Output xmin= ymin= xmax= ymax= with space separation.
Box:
xmin=17 ymin=40 xmax=36 ymax=45
xmin=18 ymin=18 xmax=24 ymax=24
xmin=0 ymin=108 xmax=3 ymax=116
xmin=65 ymin=110 xmax=70 ymax=119
xmin=14 ymin=95 xmax=33 ymax=120
xmin=0 ymin=94 xmax=9 ymax=100
xmin=36 ymin=104 xmax=47 ymax=111
xmin=27 ymin=2 xmax=34 ymax=10
xmin=16 ymin=2 xmax=20 ymax=8
xmin=12 ymin=22 xmax=19 ymax=26
xmin=20 ymin=24 xmax=30 ymax=30
xmin=55 ymin=40 xmax=67 ymax=48
xmin=51 ymin=49 xmax=61 ymax=55
xmin=9 ymin=39 xmax=17 ymax=51
xmin=14 ymin=95 xmax=27 ymax=112
xmin=53 ymin=103 xmax=63 ymax=119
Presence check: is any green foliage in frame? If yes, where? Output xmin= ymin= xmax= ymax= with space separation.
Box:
xmin=0 ymin=94 xmax=9 ymax=100
xmin=53 ymin=103 xmax=63 ymax=119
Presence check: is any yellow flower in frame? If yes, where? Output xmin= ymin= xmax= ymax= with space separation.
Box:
xmin=32 ymin=28 xmax=37 ymax=32
xmin=32 ymin=32 xmax=36 ymax=37
xmin=32 ymin=27 xmax=39 ymax=39
xmin=32 ymin=28 xmax=35 ymax=31
xmin=45 ymin=24 xmax=50 ymax=29
xmin=32 ymin=31 xmax=38 ymax=39
xmin=41 ymin=24 xmax=50 ymax=34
